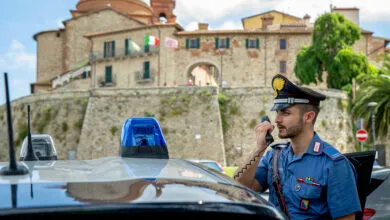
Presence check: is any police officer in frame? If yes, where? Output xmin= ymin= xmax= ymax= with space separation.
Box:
xmin=234 ymin=74 xmax=361 ymax=219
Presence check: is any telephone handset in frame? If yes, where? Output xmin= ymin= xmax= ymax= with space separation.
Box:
xmin=260 ymin=116 xmax=274 ymax=146
xmin=233 ymin=116 xmax=274 ymax=180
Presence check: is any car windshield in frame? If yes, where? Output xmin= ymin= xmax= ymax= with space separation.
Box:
xmin=201 ymin=162 xmax=222 ymax=172
xmin=31 ymin=138 xmax=53 ymax=157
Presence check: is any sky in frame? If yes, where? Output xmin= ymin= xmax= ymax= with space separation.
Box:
xmin=0 ymin=0 xmax=389 ymax=104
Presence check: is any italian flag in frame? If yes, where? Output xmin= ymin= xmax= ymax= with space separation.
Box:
xmin=145 ymin=35 xmax=160 ymax=46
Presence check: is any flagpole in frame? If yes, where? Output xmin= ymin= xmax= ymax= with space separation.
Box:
xmin=158 ymin=28 xmax=161 ymax=88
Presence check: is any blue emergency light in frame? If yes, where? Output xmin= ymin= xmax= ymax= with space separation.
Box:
xmin=120 ymin=117 xmax=169 ymax=159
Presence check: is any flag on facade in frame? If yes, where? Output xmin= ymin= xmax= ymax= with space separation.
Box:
xmin=129 ymin=39 xmax=141 ymax=52
xmin=165 ymin=37 xmax=178 ymax=48
xmin=145 ymin=35 xmax=160 ymax=46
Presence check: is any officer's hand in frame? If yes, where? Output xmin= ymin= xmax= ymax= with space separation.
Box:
xmin=254 ymin=121 xmax=274 ymax=151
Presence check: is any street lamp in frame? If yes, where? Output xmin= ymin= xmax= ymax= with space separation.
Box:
xmin=368 ymin=101 xmax=378 ymax=152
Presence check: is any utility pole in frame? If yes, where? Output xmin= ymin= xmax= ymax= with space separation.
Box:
xmin=158 ymin=28 xmax=161 ymax=87
xmin=220 ymin=49 xmax=224 ymax=87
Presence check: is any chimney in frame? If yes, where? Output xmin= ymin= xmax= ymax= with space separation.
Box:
xmin=198 ymin=23 xmax=209 ymax=30
xmin=332 ymin=7 xmax=360 ymax=26
xmin=261 ymin=14 xmax=274 ymax=28
xmin=303 ymin=14 xmax=311 ymax=25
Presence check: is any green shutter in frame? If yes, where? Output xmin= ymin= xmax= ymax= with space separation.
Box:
xmin=246 ymin=39 xmax=249 ymax=49
xmin=144 ymin=45 xmax=150 ymax=53
xmin=125 ymin=39 xmax=129 ymax=56
xmin=215 ymin=38 xmax=219 ymax=49
xmin=105 ymin=66 xmax=112 ymax=83
xmin=186 ymin=38 xmax=189 ymax=49
xmin=226 ymin=38 xmax=230 ymax=48
xmin=112 ymin=41 xmax=115 ymax=57
xmin=143 ymin=61 xmax=150 ymax=79
xmin=104 ymin=42 xmax=107 ymax=57
xmin=197 ymin=38 xmax=200 ymax=49
xmin=256 ymin=38 xmax=260 ymax=49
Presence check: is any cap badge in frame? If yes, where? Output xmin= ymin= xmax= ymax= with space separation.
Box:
xmin=273 ymin=77 xmax=285 ymax=97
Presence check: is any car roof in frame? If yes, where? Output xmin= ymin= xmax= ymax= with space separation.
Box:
xmin=186 ymin=159 xmax=219 ymax=163
xmin=0 ymin=157 xmax=278 ymax=215
xmin=0 ymin=157 xmax=225 ymax=185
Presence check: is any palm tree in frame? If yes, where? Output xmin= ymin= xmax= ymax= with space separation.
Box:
xmin=352 ymin=73 xmax=390 ymax=140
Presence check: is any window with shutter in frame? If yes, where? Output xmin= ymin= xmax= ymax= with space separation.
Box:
xmin=104 ymin=41 xmax=115 ymax=57
xmin=144 ymin=45 xmax=150 ymax=53
xmin=112 ymin=41 xmax=115 ymax=56
xmin=189 ymin=39 xmax=198 ymax=49
xmin=125 ymin=39 xmax=129 ymax=56
xmin=105 ymin=66 xmax=112 ymax=83
xmin=143 ymin=61 xmax=150 ymax=79
xmin=280 ymin=61 xmax=287 ymax=73
xmin=247 ymin=39 xmax=258 ymax=49
xmin=226 ymin=38 xmax=230 ymax=48
xmin=280 ymin=39 xmax=286 ymax=50
xmin=104 ymin=42 xmax=107 ymax=58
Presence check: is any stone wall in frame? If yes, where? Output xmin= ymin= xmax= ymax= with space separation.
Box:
xmin=0 ymin=91 xmax=89 ymax=161
xmin=77 ymin=87 xmax=226 ymax=165
xmin=0 ymin=87 xmax=382 ymax=167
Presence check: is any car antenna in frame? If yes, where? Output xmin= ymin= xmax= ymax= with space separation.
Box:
xmin=23 ymin=104 xmax=38 ymax=161
xmin=0 ymin=72 xmax=28 ymax=175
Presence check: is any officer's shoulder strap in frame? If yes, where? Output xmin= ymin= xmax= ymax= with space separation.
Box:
xmin=270 ymin=142 xmax=290 ymax=150
xmin=323 ymin=144 xmax=343 ymax=160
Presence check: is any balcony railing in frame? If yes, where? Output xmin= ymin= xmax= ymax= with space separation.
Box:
xmin=135 ymin=70 xmax=155 ymax=83
xmin=90 ymin=47 xmax=159 ymax=62
xmin=97 ymin=75 xmax=117 ymax=87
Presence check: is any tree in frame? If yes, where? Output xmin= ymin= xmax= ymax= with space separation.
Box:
xmin=294 ymin=12 xmax=369 ymax=90
xmin=352 ymin=54 xmax=390 ymax=140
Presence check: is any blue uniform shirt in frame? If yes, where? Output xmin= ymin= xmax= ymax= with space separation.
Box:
xmin=255 ymin=132 xmax=361 ymax=219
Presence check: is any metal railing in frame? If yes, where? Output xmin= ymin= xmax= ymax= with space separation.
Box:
xmin=97 ymin=75 xmax=117 ymax=87
xmin=135 ymin=70 xmax=155 ymax=83
xmin=90 ymin=47 xmax=159 ymax=62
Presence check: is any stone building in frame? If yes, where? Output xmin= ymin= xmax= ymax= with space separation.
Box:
xmin=31 ymin=0 xmax=389 ymax=93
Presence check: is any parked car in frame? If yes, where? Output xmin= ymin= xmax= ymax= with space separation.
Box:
xmin=19 ymin=134 xmax=58 ymax=161
xmin=363 ymin=167 xmax=390 ymax=219
xmin=187 ymin=159 xmax=226 ymax=174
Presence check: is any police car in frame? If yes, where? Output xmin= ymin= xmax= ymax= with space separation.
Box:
xmin=0 ymin=73 xmax=285 ymax=219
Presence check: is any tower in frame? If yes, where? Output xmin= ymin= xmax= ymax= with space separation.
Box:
xmin=150 ymin=0 xmax=176 ymax=24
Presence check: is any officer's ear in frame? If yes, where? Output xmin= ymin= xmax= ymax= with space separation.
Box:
xmin=304 ymin=111 xmax=316 ymax=125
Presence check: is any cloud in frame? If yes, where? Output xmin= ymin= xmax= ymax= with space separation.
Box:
xmin=215 ymin=21 xmax=243 ymax=30
xmin=0 ymin=40 xmax=36 ymax=71
xmin=0 ymin=40 xmax=36 ymax=104
xmin=185 ymin=21 xmax=199 ymax=31
xmin=56 ymin=19 xmax=65 ymax=28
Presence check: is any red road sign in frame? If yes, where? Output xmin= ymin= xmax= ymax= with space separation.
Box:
xmin=356 ymin=129 xmax=368 ymax=142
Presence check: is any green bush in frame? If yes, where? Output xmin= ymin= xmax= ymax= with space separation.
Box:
xmin=62 ymin=122 xmax=68 ymax=132
xmin=110 ymin=126 xmax=118 ymax=136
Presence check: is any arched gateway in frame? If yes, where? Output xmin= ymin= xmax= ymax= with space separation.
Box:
xmin=184 ymin=59 xmax=220 ymax=87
